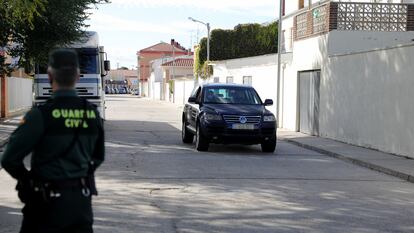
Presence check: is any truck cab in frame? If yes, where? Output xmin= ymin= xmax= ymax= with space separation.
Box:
xmin=34 ymin=31 xmax=110 ymax=118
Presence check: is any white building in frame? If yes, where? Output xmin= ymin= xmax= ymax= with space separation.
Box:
xmin=161 ymin=56 xmax=195 ymax=105
xmin=149 ymin=57 xmax=173 ymax=100
xmin=211 ymin=0 xmax=414 ymax=158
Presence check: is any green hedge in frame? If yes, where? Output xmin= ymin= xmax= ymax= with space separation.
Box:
xmin=195 ymin=22 xmax=278 ymax=79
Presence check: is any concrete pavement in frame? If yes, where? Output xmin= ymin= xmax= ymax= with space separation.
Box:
xmin=279 ymin=130 xmax=414 ymax=183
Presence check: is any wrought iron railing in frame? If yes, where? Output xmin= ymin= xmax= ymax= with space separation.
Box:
xmin=294 ymin=1 xmax=414 ymax=41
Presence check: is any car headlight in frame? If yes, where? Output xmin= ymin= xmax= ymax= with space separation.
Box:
xmin=205 ymin=113 xmax=222 ymax=121
xmin=263 ymin=115 xmax=276 ymax=122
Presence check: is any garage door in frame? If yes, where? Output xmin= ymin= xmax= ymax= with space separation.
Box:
xmin=299 ymin=71 xmax=320 ymax=136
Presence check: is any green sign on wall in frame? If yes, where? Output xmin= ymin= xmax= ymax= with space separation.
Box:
xmin=313 ymin=9 xmax=321 ymax=18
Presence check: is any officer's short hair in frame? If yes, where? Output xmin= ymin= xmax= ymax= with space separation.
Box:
xmin=48 ymin=49 xmax=80 ymax=87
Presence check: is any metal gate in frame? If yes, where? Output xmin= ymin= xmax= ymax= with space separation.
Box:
xmin=299 ymin=71 xmax=320 ymax=136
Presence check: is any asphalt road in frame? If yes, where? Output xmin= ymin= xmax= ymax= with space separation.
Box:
xmin=1 ymin=95 xmax=414 ymax=233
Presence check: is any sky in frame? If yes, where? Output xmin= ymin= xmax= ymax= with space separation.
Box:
xmin=86 ymin=0 xmax=279 ymax=69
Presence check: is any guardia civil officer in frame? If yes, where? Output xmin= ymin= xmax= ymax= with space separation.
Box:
xmin=1 ymin=49 xmax=105 ymax=233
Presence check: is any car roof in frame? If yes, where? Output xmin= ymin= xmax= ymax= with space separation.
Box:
xmin=201 ymin=83 xmax=253 ymax=89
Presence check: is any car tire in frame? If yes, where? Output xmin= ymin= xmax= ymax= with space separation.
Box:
xmin=261 ymin=136 xmax=276 ymax=153
xmin=195 ymin=124 xmax=209 ymax=152
xmin=182 ymin=120 xmax=194 ymax=144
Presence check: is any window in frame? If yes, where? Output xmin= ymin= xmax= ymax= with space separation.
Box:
xmin=243 ymin=76 xmax=252 ymax=86
xmin=226 ymin=76 xmax=234 ymax=84
xmin=213 ymin=77 xmax=220 ymax=83
xmin=203 ymin=86 xmax=262 ymax=105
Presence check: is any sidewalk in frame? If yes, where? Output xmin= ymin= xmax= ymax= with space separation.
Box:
xmin=278 ymin=130 xmax=414 ymax=183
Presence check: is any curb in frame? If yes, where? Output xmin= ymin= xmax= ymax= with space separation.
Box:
xmin=282 ymin=138 xmax=414 ymax=184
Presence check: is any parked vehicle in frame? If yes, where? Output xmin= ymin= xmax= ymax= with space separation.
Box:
xmin=131 ymin=89 xmax=139 ymax=95
xmin=182 ymin=83 xmax=277 ymax=152
xmin=114 ymin=88 xmax=119 ymax=94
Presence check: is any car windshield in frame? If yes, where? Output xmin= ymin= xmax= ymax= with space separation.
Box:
xmin=203 ymin=86 xmax=262 ymax=105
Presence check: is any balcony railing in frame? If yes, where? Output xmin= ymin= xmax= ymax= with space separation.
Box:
xmin=294 ymin=1 xmax=414 ymax=41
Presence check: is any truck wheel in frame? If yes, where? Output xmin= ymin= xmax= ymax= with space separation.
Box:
xmin=196 ymin=124 xmax=209 ymax=152
xmin=261 ymin=136 xmax=276 ymax=153
xmin=182 ymin=120 xmax=194 ymax=144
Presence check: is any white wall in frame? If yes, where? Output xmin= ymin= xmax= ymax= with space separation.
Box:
xmin=153 ymin=82 xmax=161 ymax=100
xmin=320 ymin=44 xmax=414 ymax=157
xmin=211 ymin=54 xmax=279 ymax=115
xmin=173 ymin=79 xmax=195 ymax=105
xmin=8 ymin=77 xmax=33 ymax=114
xmin=328 ymin=31 xmax=414 ymax=56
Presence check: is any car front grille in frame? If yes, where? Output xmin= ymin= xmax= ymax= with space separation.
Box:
xmin=223 ymin=115 xmax=261 ymax=124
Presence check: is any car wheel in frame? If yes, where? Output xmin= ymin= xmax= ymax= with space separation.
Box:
xmin=261 ymin=135 xmax=276 ymax=153
xmin=195 ymin=124 xmax=209 ymax=152
xmin=182 ymin=120 xmax=194 ymax=144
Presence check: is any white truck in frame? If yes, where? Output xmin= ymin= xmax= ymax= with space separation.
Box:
xmin=34 ymin=31 xmax=110 ymax=118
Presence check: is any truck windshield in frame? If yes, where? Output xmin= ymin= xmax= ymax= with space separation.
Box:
xmin=35 ymin=48 xmax=99 ymax=75
xmin=204 ymin=87 xmax=262 ymax=105
xmin=77 ymin=48 xmax=99 ymax=74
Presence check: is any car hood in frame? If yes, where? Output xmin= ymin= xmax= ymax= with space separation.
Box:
xmin=203 ymin=104 xmax=267 ymax=116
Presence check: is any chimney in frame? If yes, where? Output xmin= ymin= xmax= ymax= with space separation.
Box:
xmin=171 ymin=39 xmax=175 ymax=45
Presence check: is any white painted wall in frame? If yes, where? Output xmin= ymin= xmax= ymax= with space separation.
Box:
xmin=153 ymin=82 xmax=161 ymax=100
xmin=8 ymin=77 xmax=33 ymax=114
xmin=328 ymin=31 xmax=414 ymax=56
xmin=173 ymin=79 xmax=195 ymax=105
xmin=320 ymin=44 xmax=414 ymax=157
xmin=211 ymin=54 xmax=279 ymax=116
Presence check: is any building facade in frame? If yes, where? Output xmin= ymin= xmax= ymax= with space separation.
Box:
xmin=211 ymin=0 xmax=414 ymax=157
xmin=137 ymin=40 xmax=191 ymax=96
xmin=161 ymin=57 xmax=194 ymax=105
xmin=105 ymin=69 xmax=139 ymax=92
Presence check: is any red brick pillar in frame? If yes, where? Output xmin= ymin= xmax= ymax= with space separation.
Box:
xmin=1 ymin=74 xmax=8 ymax=118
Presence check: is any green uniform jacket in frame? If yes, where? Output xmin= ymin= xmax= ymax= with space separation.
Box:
xmin=1 ymin=90 xmax=105 ymax=181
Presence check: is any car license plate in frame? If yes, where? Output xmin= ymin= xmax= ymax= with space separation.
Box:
xmin=232 ymin=124 xmax=255 ymax=130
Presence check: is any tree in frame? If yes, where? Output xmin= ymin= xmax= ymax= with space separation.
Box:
xmin=0 ymin=0 xmax=109 ymax=75
xmin=194 ymin=22 xmax=278 ymax=79
xmin=0 ymin=0 xmax=46 ymax=75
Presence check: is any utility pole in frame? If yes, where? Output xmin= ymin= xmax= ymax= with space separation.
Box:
xmin=277 ymin=0 xmax=284 ymax=129
xmin=172 ymin=41 xmax=176 ymax=103
xmin=207 ymin=23 xmax=211 ymax=63
xmin=188 ymin=17 xmax=211 ymax=62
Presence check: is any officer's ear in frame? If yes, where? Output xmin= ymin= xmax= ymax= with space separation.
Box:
xmin=76 ymin=69 xmax=80 ymax=81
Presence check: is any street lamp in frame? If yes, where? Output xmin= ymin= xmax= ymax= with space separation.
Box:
xmin=188 ymin=17 xmax=210 ymax=63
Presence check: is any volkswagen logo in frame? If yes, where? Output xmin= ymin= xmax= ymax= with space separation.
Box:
xmin=239 ymin=116 xmax=248 ymax=124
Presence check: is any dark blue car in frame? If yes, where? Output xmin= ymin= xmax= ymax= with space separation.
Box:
xmin=182 ymin=83 xmax=277 ymax=152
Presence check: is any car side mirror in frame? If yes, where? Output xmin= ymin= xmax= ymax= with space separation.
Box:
xmin=104 ymin=60 xmax=111 ymax=71
xmin=264 ymin=99 xmax=273 ymax=106
xmin=188 ymin=97 xmax=197 ymax=103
